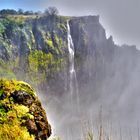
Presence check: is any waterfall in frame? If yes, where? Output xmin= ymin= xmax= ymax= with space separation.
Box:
xmin=67 ymin=20 xmax=79 ymax=112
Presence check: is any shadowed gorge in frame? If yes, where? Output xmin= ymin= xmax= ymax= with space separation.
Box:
xmin=0 ymin=13 xmax=140 ymax=139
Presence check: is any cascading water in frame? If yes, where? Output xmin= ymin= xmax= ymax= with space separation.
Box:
xmin=67 ymin=20 xmax=80 ymax=113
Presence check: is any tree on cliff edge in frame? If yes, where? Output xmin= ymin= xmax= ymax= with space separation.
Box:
xmin=44 ymin=7 xmax=59 ymax=16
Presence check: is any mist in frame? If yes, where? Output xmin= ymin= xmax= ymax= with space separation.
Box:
xmin=35 ymin=17 xmax=140 ymax=139
xmin=0 ymin=2 xmax=139 ymax=138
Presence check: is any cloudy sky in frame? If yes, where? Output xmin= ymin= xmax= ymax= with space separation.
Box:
xmin=0 ymin=0 xmax=140 ymax=48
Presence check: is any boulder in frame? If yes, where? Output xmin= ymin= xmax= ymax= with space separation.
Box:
xmin=0 ymin=79 xmax=51 ymax=140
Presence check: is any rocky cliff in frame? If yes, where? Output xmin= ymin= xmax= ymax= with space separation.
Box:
xmin=1 ymin=15 xmax=138 ymax=94
xmin=0 ymin=79 xmax=51 ymax=140
xmin=0 ymin=14 xmax=139 ymax=106
xmin=0 ymin=14 xmax=140 ymax=139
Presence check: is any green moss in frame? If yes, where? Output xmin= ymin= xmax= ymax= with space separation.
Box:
xmin=0 ymin=89 xmax=4 ymax=97
xmin=47 ymin=39 xmax=54 ymax=48
xmin=0 ymin=79 xmax=36 ymax=140
xmin=0 ymin=122 xmax=34 ymax=140
xmin=26 ymin=113 xmax=34 ymax=120
xmin=0 ymin=79 xmax=51 ymax=139
xmin=13 ymin=104 xmax=29 ymax=117
xmin=57 ymin=23 xmax=67 ymax=31
xmin=8 ymin=16 xmax=26 ymax=25
xmin=28 ymin=50 xmax=54 ymax=85
xmin=0 ymin=79 xmax=36 ymax=97
xmin=15 ymin=81 xmax=36 ymax=96
xmin=0 ymin=103 xmax=7 ymax=120
xmin=0 ymin=22 xmax=5 ymax=34
xmin=54 ymin=34 xmax=59 ymax=43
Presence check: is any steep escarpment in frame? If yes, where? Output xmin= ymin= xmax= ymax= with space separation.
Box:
xmin=69 ymin=16 xmax=138 ymax=93
xmin=69 ymin=16 xmax=140 ymax=113
xmin=70 ymin=16 xmax=106 ymax=55
xmin=0 ymin=14 xmax=139 ymax=99
xmin=0 ymin=14 xmax=140 ymax=100
xmin=0 ymin=14 xmax=140 ymax=139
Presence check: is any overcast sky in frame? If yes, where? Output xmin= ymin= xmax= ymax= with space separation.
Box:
xmin=0 ymin=0 xmax=140 ymax=48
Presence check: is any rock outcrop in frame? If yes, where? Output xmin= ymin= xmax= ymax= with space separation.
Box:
xmin=0 ymin=79 xmax=51 ymax=140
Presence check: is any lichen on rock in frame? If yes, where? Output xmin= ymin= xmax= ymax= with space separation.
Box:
xmin=0 ymin=79 xmax=51 ymax=140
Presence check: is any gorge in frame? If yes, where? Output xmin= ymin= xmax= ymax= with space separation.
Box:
xmin=0 ymin=14 xmax=140 ymax=139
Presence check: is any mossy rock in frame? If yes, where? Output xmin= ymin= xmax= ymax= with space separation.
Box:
xmin=0 ymin=79 xmax=51 ymax=140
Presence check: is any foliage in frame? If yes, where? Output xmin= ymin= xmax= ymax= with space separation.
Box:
xmin=0 ymin=22 xmax=5 ymax=34
xmin=0 ymin=9 xmax=34 ymax=16
xmin=47 ymin=39 xmax=54 ymax=48
xmin=0 ymin=18 xmax=18 ymax=37
xmin=23 ymin=11 xmax=34 ymax=15
xmin=27 ymin=50 xmax=46 ymax=85
xmin=27 ymin=49 xmax=62 ymax=85
xmin=44 ymin=7 xmax=59 ymax=16
xmin=7 ymin=16 xmax=28 ymax=26
xmin=17 ymin=9 xmax=24 ymax=15
xmin=28 ymin=50 xmax=54 ymax=72
xmin=0 ymin=9 xmax=17 ymax=15
xmin=0 ymin=80 xmax=37 ymax=140
xmin=0 ymin=123 xmax=34 ymax=140
xmin=0 ymin=79 xmax=36 ymax=97
xmin=0 ymin=89 xmax=4 ymax=97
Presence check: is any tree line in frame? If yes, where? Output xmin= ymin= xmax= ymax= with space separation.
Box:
xmin=0 ymin=7 xmax=59 ymax=16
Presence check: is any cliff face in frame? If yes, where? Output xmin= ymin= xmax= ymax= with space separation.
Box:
xmin=70 ymin=16 xmax=106 ymax=55
xmin=0 ymin=15 xmax=69 ymax=94
xmin=0 ymin=14 xmax=140 ymax=139
xmin=0 ymin=14 xmax=139 ymax=98
xmin=0 ymin=13 xmax=140 ymax=115
xmin=0 ymin=15 xmax=68 ymax=59
xmin=72 ymin=15 xmax=140 ymax=113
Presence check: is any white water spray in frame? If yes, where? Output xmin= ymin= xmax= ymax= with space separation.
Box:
xmin=67 ymin=20 xmax=80 ymax=112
